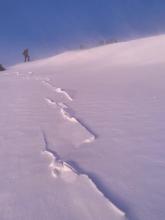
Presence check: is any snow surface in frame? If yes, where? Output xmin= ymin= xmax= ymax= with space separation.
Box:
xmin=1 ymin=34 xmax=165 ymax=220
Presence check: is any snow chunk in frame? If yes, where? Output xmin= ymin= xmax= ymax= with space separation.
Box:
xmin=56 ymin=88 xmax=73 ymax=101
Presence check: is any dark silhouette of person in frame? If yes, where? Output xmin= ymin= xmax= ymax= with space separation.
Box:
xmin=22 ymin=48 xmax=30 ymax=62
xmin=0 ymin=64 xmax=5 ymax=71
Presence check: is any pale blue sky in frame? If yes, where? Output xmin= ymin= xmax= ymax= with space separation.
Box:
xmin=1 ymin=0 xmax=165 ymax=65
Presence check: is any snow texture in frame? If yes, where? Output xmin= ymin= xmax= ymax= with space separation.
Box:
xmin=1 ymin=34 xmax=165 ymax=220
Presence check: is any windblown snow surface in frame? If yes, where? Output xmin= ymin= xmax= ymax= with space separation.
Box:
xmin=1 ymin=35 xmax=165 ymax=220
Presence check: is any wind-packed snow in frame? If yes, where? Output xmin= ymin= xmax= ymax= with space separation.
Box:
xmin=1 ymin=35 xmax=165 ymax=220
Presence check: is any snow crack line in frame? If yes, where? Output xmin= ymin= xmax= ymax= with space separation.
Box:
xmin=42 ymin=81 xmax=126 ymax=218
xmin=42 ymin=80 xmax=73 ymax=101
xmin=41 ymin=131 xmax=126 ymax=218
xmin=41 ymin=130 xmax=78 ymax=178
xmin=45 ymin=98 xmax=96 ymax=144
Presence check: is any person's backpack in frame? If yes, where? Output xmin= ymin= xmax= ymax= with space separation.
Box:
xmin=23 ymin=49 xmax=28 ymax=56
xmin=0 ymin=64 xmax=5 ymax=71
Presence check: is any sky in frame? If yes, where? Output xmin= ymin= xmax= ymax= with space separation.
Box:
xmin=0 ymin=0 xmax=165 ymax=65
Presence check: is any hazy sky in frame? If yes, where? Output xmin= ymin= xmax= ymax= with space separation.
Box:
xmin=1 ymin=0 xmax=165 ymax=65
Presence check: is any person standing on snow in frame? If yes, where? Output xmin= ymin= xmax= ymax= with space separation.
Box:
xmin=22 ymin=48 xmax=30 ymax=62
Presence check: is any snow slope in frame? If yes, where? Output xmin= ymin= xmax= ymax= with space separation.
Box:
xmin=1 ymin=34 xmax=165 ymax=220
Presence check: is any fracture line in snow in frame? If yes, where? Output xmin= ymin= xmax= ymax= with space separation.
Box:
xmin=41 ymin=130 xmax=78 ymax=178
xmin=60 ymin=107 xmax=77 ymax=123
xmin=41 ymin=131 xmax=126 ymax=218
xmin=83 ymin=175 xmax=126 ymax=217
xmin=56 ymin=88 xmax=73 ymax=101
xmin=42 ymin=80 xmax=73 ymax=101
xmin=45 ymin=98 xmax=96 ymax=144
xmin=59 ymin=103 xmax=96 ymax=144
xmin=45 ymin=98 xmax=57 ymax=107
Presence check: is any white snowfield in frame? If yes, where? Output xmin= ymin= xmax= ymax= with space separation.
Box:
xmin=1 ymin=34 xmax=165 ymax=220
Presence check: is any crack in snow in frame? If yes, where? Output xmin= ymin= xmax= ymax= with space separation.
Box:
xmin=42 ymin=80 xmax=73 ymax=101
xmin=60 ymin=107 xmax=78 ymax=123
xmin=41 ymin=130 xmax=78 ymax=180
xmin=42 ymin=81 xmax=126 ymax=217
xmin=55 ymin=87 xmax=73 ymax=101
xmin=41 ymin=130 xmax=126 ymax=218
xmin=45 ymin=98 xmax=96 ymax=144
xmin=59 ymin=103 xmax=96 ymax=144
xmin=45 ymin=98 xmax=57 ymax=107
